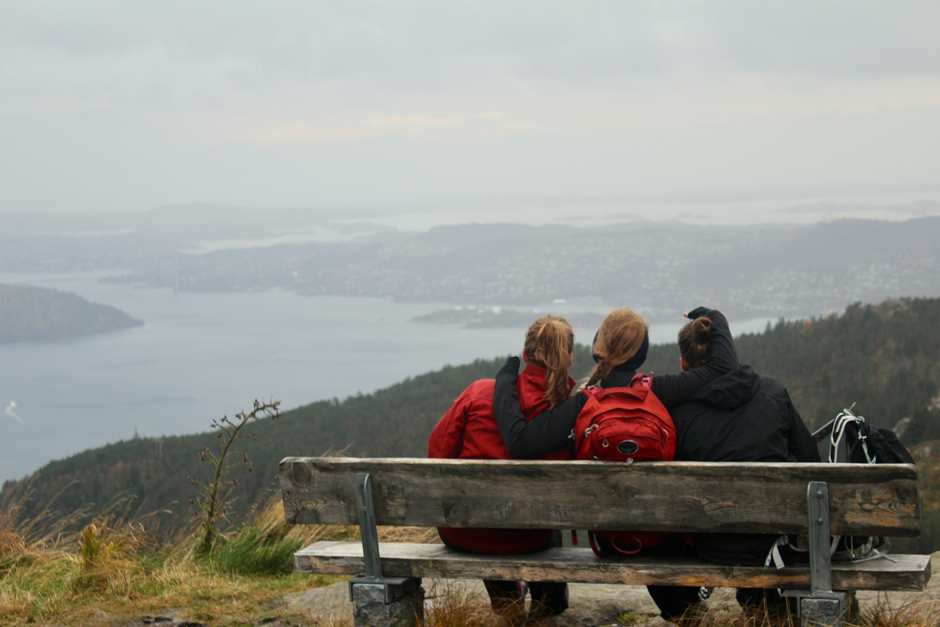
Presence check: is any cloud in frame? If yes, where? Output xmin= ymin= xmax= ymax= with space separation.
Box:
xmin=232 ymin=113 xmax=505 ymax=144
xmin=777 ymin=200 xmax=940 ymax=216
xmin=5 ymin=3 xmax=939 ymax=122
xmin=698 ymin=2 xmax=940 ymax=79
xmin=4 ymin=1 xmax=939 ymax=111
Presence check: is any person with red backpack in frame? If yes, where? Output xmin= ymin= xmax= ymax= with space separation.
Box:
xmin=492 ymin=306 xmax=738 ymax=621
xmin=428 ymin=315 xmax=576 ymax=622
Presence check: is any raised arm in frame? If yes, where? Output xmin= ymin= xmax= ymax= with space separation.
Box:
xmin=493 ymin=357 xmax=587 ymax=458
xmin=650 ymin=307 xmax=739 ymax=409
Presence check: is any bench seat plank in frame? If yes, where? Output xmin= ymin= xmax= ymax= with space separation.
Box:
xmin=295 ymin=541 xmax=932 ymax=592
xmin=279 ymin=458 xmax=921 ymax=536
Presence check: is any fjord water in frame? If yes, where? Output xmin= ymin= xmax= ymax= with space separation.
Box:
xmin=0 ymin=273 xmax=524 ymax=482
xmin=0 ymin=273 xmax=770 ymax=482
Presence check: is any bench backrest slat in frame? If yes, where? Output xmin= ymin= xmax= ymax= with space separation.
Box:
xmin=278 ymin=458 xmax=921 ymax=537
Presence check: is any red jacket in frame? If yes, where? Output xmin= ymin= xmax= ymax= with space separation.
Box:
xmin=428 ymin=363 xmax=573 ymax=553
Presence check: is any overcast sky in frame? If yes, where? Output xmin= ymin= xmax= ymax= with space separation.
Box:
xmin=2 ymin=1 xmax=939 ymax=221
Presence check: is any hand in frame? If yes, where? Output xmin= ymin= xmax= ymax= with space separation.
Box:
xmin=496 ymin=356 xmax=521 ymax=379
xmin=685 ymin=306 xmax=711 ymax=320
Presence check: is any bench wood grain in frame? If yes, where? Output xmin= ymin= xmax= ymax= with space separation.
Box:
xmin=294 ymin=541 xmax=932 ymax=592
xmin=279 ymin=458 xmax=921 ymax=537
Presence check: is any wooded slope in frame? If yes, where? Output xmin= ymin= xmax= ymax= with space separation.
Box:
xmin=5 ymin=297 xmax=940 ymax=548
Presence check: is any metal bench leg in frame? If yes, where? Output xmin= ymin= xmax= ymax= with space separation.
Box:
xmin=782 ymin=481 xmax=855 ymax=627
xmin=348 ymin=472 xmax=424 ymax=627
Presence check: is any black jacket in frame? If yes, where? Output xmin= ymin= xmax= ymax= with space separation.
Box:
xmin=672 ymin=365 xmax=820 ymax=463
xmin=671 ymin=365 xmax=820 ymax=566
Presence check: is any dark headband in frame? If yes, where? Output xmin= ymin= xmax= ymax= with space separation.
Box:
xmin=592 ymin=331 xmax=650 ymax=372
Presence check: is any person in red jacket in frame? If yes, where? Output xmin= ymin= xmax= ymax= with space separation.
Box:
xmin=428 ymin=314 xmax=575 ymax=621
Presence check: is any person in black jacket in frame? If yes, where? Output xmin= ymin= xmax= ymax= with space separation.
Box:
xmin=670 ymin=315 xmax=821 ymax=616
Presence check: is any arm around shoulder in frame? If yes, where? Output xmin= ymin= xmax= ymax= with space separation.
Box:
xmin=493 ymin=357 xmax=585 ymax=458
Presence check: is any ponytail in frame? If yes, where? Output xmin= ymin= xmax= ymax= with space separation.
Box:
xmin=586 ymin=360 xmax=614 ymax=388
xmin=524 ymin=316 xmax=575 ymax=408
xmin=677 ymin=317 xmax=713 ymax=369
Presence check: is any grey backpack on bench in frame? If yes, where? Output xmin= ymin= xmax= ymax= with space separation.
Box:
xmin=827 ymin=406 xmax=914 ymax=466
xmin=766 ymin=406 xmax=915 ymax=567
xmin=824 ymin=406 xmax=915 ymax=561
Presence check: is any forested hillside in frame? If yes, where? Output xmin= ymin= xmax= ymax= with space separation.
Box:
xmin=5 ymin=297 xmax=940 ymax=548
xmin=0 ymin=283 xmax=143 ymax=343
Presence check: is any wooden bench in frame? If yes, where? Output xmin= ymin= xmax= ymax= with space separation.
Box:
xmin=278 ymin=457 xmax=930 ymax=627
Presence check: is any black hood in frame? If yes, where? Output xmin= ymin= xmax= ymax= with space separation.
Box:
xmin=690 ymin=365 xmax=761 ymax=410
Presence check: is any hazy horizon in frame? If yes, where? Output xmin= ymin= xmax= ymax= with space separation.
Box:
xmin=4 ymin=193 xmax=940 ymax=232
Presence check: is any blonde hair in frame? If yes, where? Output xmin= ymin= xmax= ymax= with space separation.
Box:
xmin=677 ymin=317 xmax=713 ymax=369
xmin=587 ymin=308 xmax=649 ymax=387
xmin=523 ymin=315 xmax=575 ymax=408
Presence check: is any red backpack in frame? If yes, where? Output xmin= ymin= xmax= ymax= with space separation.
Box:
xmin=573 ymin=374 xmax=678 ymax=555
xmin=574 ymin=374 xmax=676 ymax=463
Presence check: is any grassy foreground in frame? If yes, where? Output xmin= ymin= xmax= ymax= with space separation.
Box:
xmin=0 ymin=491 xmax=352 ymax=626
xmin=1 ymin=490 xmax=937 ymax=627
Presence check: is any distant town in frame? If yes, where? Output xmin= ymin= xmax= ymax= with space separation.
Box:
xmin=2 ymin=210 xmax=939 ymax=323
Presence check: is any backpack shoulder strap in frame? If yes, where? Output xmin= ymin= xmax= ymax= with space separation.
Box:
xmin=829 ymin=408 xmax=865 ymax=463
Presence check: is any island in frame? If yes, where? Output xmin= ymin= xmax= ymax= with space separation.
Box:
xmin=0 ymin=283 xmax=143 ymax=343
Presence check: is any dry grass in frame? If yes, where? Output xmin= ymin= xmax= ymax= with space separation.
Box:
xmin=424 ymin=580 xmax=503 ymax=627
xmin=861 ymin=595 xmax=940 ymax=627
xmin=69 ymin=515 xmax=149 ymax=593
xmin=378 ymin=525 xmax=443 ymax=544
xmin=0 ymin=480 xmax=87 ymax=571
xmin=669 ymin=607 xmax=799 ymax=627
xmin=1 ymin=540 xmax=342 ymax=626
xmin=2 ymin=491 xmax=938 ymax=627
xmin=0 ymin=494 xmax=345 ymax=625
